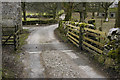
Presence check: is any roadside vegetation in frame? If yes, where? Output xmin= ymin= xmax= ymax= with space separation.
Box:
xmin=22 ymin=10 xmax=64 ymax=25
xmin=2 ymin=29 xmax=30 ymax=78
xmin=19 ymin=29 xmax=30 ymax=50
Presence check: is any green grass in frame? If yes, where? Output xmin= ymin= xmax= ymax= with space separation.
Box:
xmin=109 ymin=7 xmax=117 ymax=12
xmin=22 ymin=18 xmax=53 ymax=21
xmin=22 ymin=10 xmax=64 ymax=17
xmin=58 ymin=10 xmax=64 ymax=15
xmin=22 ymin=12 xmax=39 ymax=16
xmin=19 ymin=29 xmax=30 ymax=48
xmin=95 ymin=18 xmax=115 ymax=33
xmin=22 ymin=18 xmax=39 ymax=21
xmin=72 ymin=12 xmax=115 ymax=34
xmin=55 ymin=28 xmax=68 ymax=42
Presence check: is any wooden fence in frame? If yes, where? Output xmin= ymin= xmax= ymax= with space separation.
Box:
xmin=2 ymin=25 xmax=20 ymax=51
xmin=61 ymin=21 xmax=107 ymax=54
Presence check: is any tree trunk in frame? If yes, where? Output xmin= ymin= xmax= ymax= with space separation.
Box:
xmin=64 ymin=2 xmax=73 ymax=21
xmin=83 ymin=2 xmax=86 ymax=22
xmin=65 ymin=11 xmax=72 ymax=21
xmin=22 ymin=2 xmax=26 ymax=21
xmin=53 ymin=10 xmax=56 ymax=19
xmin=53 ymin=5 xmax=57 ymax=20
xmin=116 ymin=1 xmax=120 ymax=28
xmin=104 ymin=9 xmax=109 ymax=22
xmin=92 ymin=12 xmax=95 ymax=19
xmin=97 ymin=12 xmax=99 ymax=16
xmin=79 ymin=12 xmax=84 ymax=22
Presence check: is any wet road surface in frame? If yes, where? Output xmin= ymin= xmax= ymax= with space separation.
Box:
xmin=21 ymin=24 xmax=107 ymax=78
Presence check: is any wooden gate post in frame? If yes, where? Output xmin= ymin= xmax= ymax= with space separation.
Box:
xmin=14 ymin=25 xmax=17 ymax=51
xmin=79 ymin=25 xmax=83 ymax=50
xmin=17 ymin=25 xmax=20 ymax=47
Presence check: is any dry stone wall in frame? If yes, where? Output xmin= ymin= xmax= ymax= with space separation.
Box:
xmin=2 ymin=2 xmax=22 ymax=28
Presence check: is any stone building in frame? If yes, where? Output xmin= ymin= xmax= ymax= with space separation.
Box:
xmin=98 ymin=12 xmax=116 ymax=18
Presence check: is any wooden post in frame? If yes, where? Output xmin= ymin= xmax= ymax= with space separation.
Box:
xmin=79 ymin=25 xmax=83 ymax=50
xmin=100 ymin=18 xmax=103 ymax=31
xmin=17 ymin=25 xmax=19 ymax=47
xmin=116 ymin=1 xmax=120 ymax=28
xmin=14 ymin=25 xmax=17 ymax=51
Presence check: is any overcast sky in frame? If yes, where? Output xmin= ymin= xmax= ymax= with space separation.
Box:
xmin=0 ymin=0 xmax=119 ymax=2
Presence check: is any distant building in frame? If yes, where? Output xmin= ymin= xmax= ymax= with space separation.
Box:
xmin=109 ymin=12 xmax=116 ymax=18
xmin=98 ymin=12 xmax=116 ymax=18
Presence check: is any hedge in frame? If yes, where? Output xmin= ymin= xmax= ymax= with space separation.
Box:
xmin=22 ymin=19 xmax=58 ymax=25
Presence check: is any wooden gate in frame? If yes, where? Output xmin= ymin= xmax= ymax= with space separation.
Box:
xmin=2 ymin=25 xmax=20 ymax=51
xmin=61 ymin=21 xmax=107 ymax=54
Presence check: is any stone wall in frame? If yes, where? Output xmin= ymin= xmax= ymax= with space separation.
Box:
xmin=2 ymin=2 xmax=22 ymax=28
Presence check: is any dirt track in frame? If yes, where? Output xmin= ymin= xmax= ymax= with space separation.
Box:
xmin=21 ymin=24 xmax=107 ymax=78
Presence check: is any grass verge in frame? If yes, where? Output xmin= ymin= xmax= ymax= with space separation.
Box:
xmin=19 ymin=29 xmax=30 ymax=49
xmin=2 ymin=29 xmax=30 ymax=78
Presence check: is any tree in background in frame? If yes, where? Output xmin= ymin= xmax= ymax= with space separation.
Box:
xmin=62 ymin=2 xmax=87 ymax=22
xmin=116 ymin=1 xmax=120 ymax=28
xmin=21 ymin=2 xmax=26 ymax=21
xmin=23 ymin=2 xmax=62 ymax=20
xmin=62 ymin=2 xmax=74 ymax=21
xmin=73 ymin=2 xmax=87 ymax=22
xmin=43 ymin=3 xmax=58 ymax=19
xmin=101 ymin=2 xmax=114 ymax=22
xmin=86 ymin=2 xmax=100 ymax=19
xmin=82 ymin=2 xmax=87 ymax=22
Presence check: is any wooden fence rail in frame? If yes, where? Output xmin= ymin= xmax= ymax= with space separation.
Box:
xmin=61 ymin=21 xmax=107 ymax=54
xmin=2 ymin=25 xmax=20 ymax=51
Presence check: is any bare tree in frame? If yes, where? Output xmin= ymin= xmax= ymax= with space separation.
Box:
xmin=87 ymin=2 xmax=100 ymax=19
xmin=73 ymin=2 xmax=87 ymax=22
xmin=21 ymin=2 xmax=26 ymax=21
xmin=62 ymin=2 xmax=74 ymax=21
xmin=101 ymin=2 xmax=114 ymax=22
xmin=43 ymin=2 xmax=58 ymax=19
xmin=62 ymin=2 xmax=87 ymax=22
